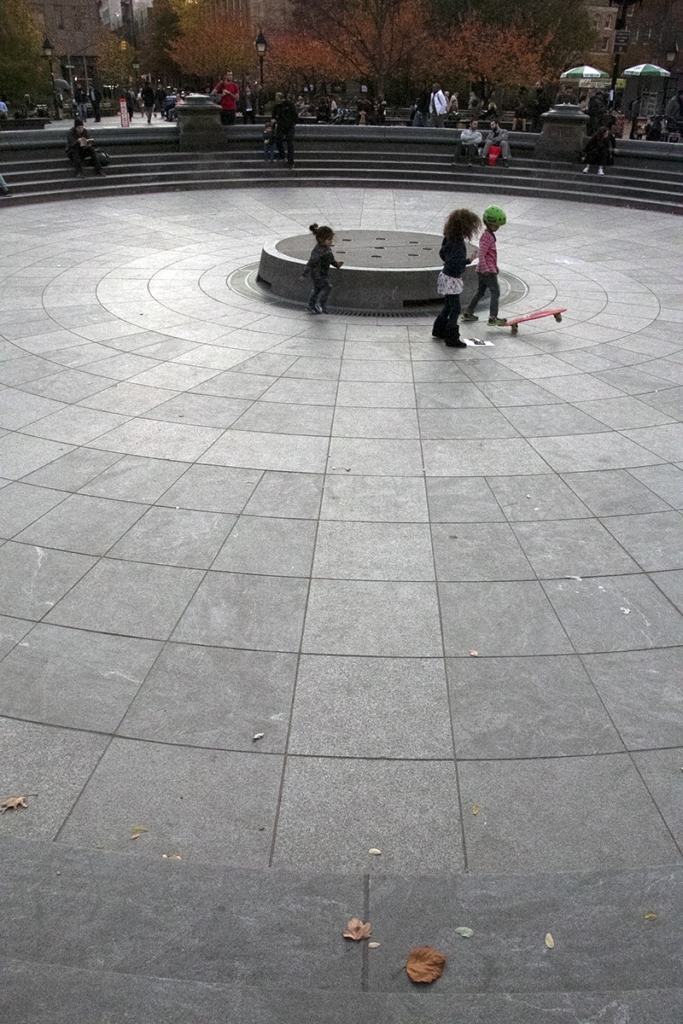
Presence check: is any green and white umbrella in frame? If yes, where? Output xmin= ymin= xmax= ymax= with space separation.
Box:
xmin=623 ymin=63 xmax=671 ymax=76
xmin=560 ymin=65 xmax=609 ymax=79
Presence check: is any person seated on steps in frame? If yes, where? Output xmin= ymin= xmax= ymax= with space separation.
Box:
xmin=458 ymin=120 xmax=483 ymax=162
xmin=481 ymin=119 xmax=511 ymax=166
xmin=65 ymin=119 xmax=106 ymax=177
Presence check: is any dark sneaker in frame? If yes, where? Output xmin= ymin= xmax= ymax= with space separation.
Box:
xmin=445 ymin=338 xmax=466 ymax=348
xmin=461 ymin=312 xmax=478 ymax=322
xmin=306 ymin=305 xmax=321 ymax=314
xmin=488 ymin=317 xmax=507 ymax=326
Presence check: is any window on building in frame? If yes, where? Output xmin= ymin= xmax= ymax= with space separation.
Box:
xmin=55 ymin=4 xmax=64 ymax=28
xmin=602 ymin=36 xmax=610 ymax=51
xmin=604 ymin=16 xmax=612 ymax=29
xmin=593 ymin=13 xmax=601 ymax=27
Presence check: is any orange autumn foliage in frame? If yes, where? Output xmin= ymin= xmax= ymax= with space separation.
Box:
xmin=268 ymin=33 xmax=353 ymax=89
xmin=436 ymin=16 xmax=550 ymax=92
xmin=168 ymin=13 xmax=255 ymax=78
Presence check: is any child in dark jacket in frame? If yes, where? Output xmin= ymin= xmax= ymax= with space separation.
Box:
xmin=432 ymin=208 xmax=482 ymax=347
xmin=302 ymin=223 xmax=344 ymax=313
xmin=263 ymin=119 xmax=276 ymax=161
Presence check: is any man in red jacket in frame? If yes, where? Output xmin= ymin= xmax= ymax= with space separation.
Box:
xmin=212 ymin=71 xmax=240 ymax=126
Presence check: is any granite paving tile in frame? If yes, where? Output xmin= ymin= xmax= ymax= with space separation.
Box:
xmin=0 ymin=483 xmax=70 ymax=538
xmin=320 ymin=474 xmax=428 ymax=521
xmin=426 ymin=476 xmax=504 ymax=522
xmin=447 ymin=655 xmax=623 ymax=758
xmin=172 ymin=571 xmax=308 ymax=651
xmin=21 ymin=448 xmax=122 ymax=492
xmin=529 ymin=432 xmax=662 ymax=473
xmin=601 ymin=511 xmax=683 ymax=571
xmin=91 ymin=419 xmax=222 ymax=462
xmin=232 ymin=401 xmax=334 ymax=436
xmin=432 ymin=522 xmax=533 ymax=581
xmin=119 ymin=644 xmax=297 ymax=752
xmin=582 ymin=648 xmax=683 ymax=749
xmin=0 ymin=614 xmax=34 ymax=659
xmin=212 ymin=516 xmax=316 ymax=576
xmin=288 ymin=655 xmax=452 ymax=758
xmin=57 ymin=738 xmax=283 ymax=865
xmin=199 ymin=430 xmax=328 ymax=473
xmin=0 ymin=433 xmax=74 ymax=479
xmin=0 ymin=624 xmax=161 ymax=731
xmin=108 ymin=507 xmax=236 ymax=568
xmin=628 ymin=463 xmax=683 ymax=508
xmin=241 ymin=471 xmax=323 ymax=519
xmin=458 ymin=754 xmax=679 ymax=873
xmin=0 ymin=718 xmax=108 ymax=839
xmin=562 ymin=468 xmax=672 ymax=515
xmin=303 ymin=579 xmax=442 ymax=656
xmin=79 ymin=455 xmax=190 ymax=503
xmin=512 ymin=519 xmax=639 ymax=578
xmin=45 ymin=559 xmax=203 ymax=639
xmin=156 ymin=464 xmax=261 ymax=513
xmin=273 ymin=757 xmax=463 ymax=873
xmin=486 ymin=473 xmax=592 ymax=521
xmin=0 ymin=541 xmax=96 ymax=620
xmin=439 ymin=581 xmax=573 ymax=656
xmin=543 ymin=575 xmax=683 ymax=653
xmin=631 ymin=747 xmax=683 ymax=848
xmin=422 ymin=438 xmax=549 ymax=476
xmin=15 ymin=493 xmax=148 ymax=555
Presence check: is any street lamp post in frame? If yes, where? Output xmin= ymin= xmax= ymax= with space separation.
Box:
xmin=663 ymin=44 xmax=679 ymax=111
xmin=42 ymin=38 xmax=61 ymax=119
xmin=255 ymin=30 xmax=267 ymax=90
xmin=132 ymin=58 xmax=140 ymax=90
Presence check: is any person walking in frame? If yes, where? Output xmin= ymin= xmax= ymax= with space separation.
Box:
xmin=141 ymin=81 xmax=155 ymax=124
xmin=431 ymin=208 xmax=481 ymax=347
xmin=582 ymin=125 xmax=614 ymax=175
xmin=74 ymin=85 xmax=88 ymax=122
xmin=89 ymin=87 xmax=101 ymax=123
xmin=665 ymin=89 xmax=683 ymax=131
xmin=240 ymin=86 xmax=256 ymax=124
xmin=154 ymin=83 xmax=166 ymax=119
xmin=301 ymin=223 xmax=344 ymax=314
xmin=429 ymin=83 xmax=447 ymax=128
xmin=412 ymin=88 xmax=430 ymax=127
xmin=461 ymin=206 xmax=507 ymax=327
xmin=273 ymin=92 xmax=298 ymax=167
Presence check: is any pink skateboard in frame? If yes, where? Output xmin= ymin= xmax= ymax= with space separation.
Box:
xmin=504 ymin=307 xmax=567 ymax=335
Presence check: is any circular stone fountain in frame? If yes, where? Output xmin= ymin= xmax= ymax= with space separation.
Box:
xmin=257 ymin=230 xmax=479 ymax=313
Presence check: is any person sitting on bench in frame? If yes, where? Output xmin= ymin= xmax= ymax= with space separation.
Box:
xmin=65 ymin=119 xmax=106 ymax=177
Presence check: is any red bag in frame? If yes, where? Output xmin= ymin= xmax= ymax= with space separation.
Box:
xmin=487 ymin=145 xmax=501 ymax=166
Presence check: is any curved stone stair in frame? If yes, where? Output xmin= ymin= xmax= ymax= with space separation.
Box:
xmin=2 ymin=837 xmax=682 ymax=1023
xmin=1 ymin=126 xmax=682 ymax=214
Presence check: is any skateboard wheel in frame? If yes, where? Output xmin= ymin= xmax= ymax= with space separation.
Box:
xmin=554 ymin=313 xmax=562 ymax=322
xmin=511 ymin=324 xmax=518 ymax=335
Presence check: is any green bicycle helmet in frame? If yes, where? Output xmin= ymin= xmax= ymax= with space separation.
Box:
xmin=483 ymin=205 xmax=507 ymax=227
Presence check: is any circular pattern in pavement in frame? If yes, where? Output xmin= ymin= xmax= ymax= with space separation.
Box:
xmin=0 ymin=188 xmax=682 ymax=875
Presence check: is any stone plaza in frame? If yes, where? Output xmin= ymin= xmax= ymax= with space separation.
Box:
xmin=1 ymin=186 xmax=683 ymax=1020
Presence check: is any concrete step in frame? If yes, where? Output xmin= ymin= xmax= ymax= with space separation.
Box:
xmin=2 ymin=837 xmax=683 ymax=1022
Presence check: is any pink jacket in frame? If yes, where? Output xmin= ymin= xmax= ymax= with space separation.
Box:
xmin=478 ymin=229 xmax=498 ymax=274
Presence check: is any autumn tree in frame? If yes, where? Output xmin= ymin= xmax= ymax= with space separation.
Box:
xmin=268 ymin=33 xmax=353 ymax=93
xmin=435 ymin=16 xmax=550 ymax=99
xmin=139 ymin=0 xmax=182 ymax=81
xmin=0 ymin=0 xmax=45 ymax=104
xmin=95 ymin=28 xmax=138 ymax=90
xmin=291 ymin=0 xmax=433 ymax=95
xmin=168 ymin=10 xmax=255 ymax=79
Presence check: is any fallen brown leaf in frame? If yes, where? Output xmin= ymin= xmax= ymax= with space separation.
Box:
xmin=253 ymin=732 xmax=264 ymax=742
xmin=406 ymin=946 xmax=446 ymax=984
xmin=368 ymin=848 xmax=382 ymax=855
xmin=368 ymin=941 xmax=381 ymax=949
xmin=644 ymin=912 xmax=658 ymax=920
xmin=1 ymin=796 xmax=27 ymax=813
xmin=472 ymin=805 xmax=479 ymax=815
xmin=470 ymin=650 xmax=478 ymax=657
xmin=343 ymin=918 xmax=372 ymax=941
xmin=545 ymin=933 xmax=554 ymax=949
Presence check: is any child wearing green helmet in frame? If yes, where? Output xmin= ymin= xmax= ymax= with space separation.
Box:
xmin=461 ymin=206 xmax=507 ymax=327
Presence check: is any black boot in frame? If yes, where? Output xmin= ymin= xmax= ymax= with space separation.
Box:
xmin=432 ymin=318 xmax=446 ymax=339
xmin=445 ymin=324 xmax=466 ymax=348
